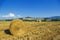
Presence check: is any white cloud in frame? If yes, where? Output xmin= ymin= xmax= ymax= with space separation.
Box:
xmin=0 ymin=12 xmax=22 ymax=19
xmin=0 ymin=12 xmax=16 ymax=18
xmin=9 ymin=13 xmax=15 ymax=17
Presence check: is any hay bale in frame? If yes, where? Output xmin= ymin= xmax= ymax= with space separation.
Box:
xmin=9 ymin=19 xmax=27 ymax=37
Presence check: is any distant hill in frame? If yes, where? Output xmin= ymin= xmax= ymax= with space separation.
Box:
xmin=50 ymin=16 xmax=60 ymax=19
xmin=43 ymin=16 xmax=60 ymax=21
xmin=0 ymin=16 xmax=60 ymax=21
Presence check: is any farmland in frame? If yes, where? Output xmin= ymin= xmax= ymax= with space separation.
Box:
xmin=0 ymin=20 xmax=60 ymax=40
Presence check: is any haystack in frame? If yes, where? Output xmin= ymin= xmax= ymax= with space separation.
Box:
xmin=9 ymin=19 xmax=27 ymax=37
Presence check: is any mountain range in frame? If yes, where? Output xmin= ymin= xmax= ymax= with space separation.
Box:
xmin=0 ymin=16 xmax=60 ymax=20
xmin=49 ymin=16 xmax=60 ymax=19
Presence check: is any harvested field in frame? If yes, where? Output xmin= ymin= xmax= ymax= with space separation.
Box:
xmin=0 ymin=20 xmax=60 ymax=40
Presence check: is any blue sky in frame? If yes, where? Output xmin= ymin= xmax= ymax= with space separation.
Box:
xmin=0 ymin=0 xmax=60 ymax=18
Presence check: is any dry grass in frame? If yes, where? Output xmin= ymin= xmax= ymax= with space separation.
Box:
xmin=0 ymin=20 xmax=60 ymax=40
